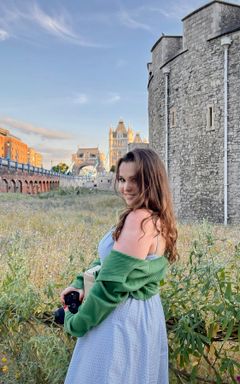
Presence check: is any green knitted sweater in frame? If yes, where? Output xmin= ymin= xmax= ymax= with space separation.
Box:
xmin=64 ymin=249 xmax=168 ymax=337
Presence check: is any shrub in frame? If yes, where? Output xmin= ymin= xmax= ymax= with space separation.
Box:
xmin=162 ymin=222 xmax=240 ymax=383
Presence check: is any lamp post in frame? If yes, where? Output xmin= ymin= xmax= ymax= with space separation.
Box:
xmin=6 ymin=142 xmax=10 ymax=160
xmin=33 ymin=153 xmax=35 ymax=173
xmin=163 ymin=67 xmax=170 ymax=175
xmin=27 ymin=150 xmax=30 ymax=172
xmin=221 ymin=36 xmax=232 ymax=226
xmin=16 ymin=151 xmax=19 ymax=170
xmin=6 ymin=142 xmax=11 ymax=168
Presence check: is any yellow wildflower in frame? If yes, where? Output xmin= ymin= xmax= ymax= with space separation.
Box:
xmin=2 ymin=365 xmax=8 ymax=373
xmin=1 ymin=357 xmax=7 ymax=363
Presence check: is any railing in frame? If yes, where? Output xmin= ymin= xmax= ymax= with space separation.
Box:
xmin=0 ymin=156 xmax=60 ymax=176
xmin=0 ymin=157 xmax=109 ymax=181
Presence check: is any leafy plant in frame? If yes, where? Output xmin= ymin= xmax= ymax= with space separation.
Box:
xmin=162 ymin=222 xmax=240 ymax=383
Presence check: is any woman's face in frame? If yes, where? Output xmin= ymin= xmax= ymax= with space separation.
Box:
xmin=118 ymin=161 xmax=139 ymax=206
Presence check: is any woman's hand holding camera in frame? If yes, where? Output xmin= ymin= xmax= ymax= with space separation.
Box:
xmin=60 ymin=287 xmax=84 ymax=311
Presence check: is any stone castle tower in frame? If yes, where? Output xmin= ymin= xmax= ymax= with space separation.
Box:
xmin=148 ymin=0 xmax=240 ymax=224
xmin=109 ymin=120 xmax=145 ymax=169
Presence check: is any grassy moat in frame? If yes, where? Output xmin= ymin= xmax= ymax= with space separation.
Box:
xmin=0 ymin=189 xmax=239 ymax=383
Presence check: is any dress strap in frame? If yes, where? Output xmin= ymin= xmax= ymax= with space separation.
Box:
xmin=154 ymin=235 xmax=159 ymax=254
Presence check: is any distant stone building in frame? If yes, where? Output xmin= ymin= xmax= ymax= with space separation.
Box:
xmin=148 ymin=0 xmax=240 ymax=224
xmin=128 ymin=134 xmax=149 ymax=152
xmin=72 ymin=147 xmax=105 ymax=175
xmin=109 ymin=120 xmax=147 ymax=168
xmin=0 ymin=127 xmax=42 ymax=167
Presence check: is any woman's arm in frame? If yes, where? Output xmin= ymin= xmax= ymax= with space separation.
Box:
xmin=64 ymin=276 xmax=129 ymax=337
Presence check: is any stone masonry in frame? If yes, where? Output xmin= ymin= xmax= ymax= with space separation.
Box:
xmin=148 ymin=0 xmax=240 ymax=224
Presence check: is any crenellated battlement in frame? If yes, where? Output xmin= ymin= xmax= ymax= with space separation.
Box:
xmin=150 ymin=36 xmax=183 ymax=72
xmin=183 ymin=0 xmax=240 ymax=49
xmin=150 ymin=0 xmax=240 ymax=71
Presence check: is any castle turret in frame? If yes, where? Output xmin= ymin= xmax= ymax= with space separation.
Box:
xmin=182 ymin=0 xmax=240 ymax=49
xmin=133 ymin=133 xmax=143 ymax=144
xmin=148 ymin=0 xmax=240 ymax=224
xmin=127 ymin=127 xmax=134 ymax=143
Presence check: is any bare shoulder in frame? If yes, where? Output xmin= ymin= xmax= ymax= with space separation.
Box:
xmin=124 ymin=209 xmax=155 ymax=233
xmin=113 ymin=209 xmax=156 ymax=259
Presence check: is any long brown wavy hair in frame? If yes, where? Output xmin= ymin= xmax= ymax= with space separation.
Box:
xmin=112 ymin=148 xmax=178 ymax=263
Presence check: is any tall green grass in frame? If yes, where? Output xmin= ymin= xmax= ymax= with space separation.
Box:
xmin=0 ymin=189 xmax=239 ymax=383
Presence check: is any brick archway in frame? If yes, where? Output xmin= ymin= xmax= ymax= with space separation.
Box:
xmin=34 ymin=181 xmax=38 ymax=194
xmin=9 ymin=179 xmax=16 ymax=192
xmin=0 ymin=168 xmax=60 ymax=195
xmin=23 ymin=180 xmax=28 ymax=194
xmin=0 ymin=179 xmax=8 ymax=192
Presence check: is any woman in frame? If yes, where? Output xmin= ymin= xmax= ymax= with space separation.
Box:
xmin=61 ymin=148 xmax=178 ymax=384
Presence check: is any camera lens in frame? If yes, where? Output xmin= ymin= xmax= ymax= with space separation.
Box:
xmin=54 ymin=307 xmax=65 ymax=325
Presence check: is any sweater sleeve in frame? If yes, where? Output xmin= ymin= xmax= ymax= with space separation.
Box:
xmin=64 ymin=251 xmax=136 ymax=337
xmin=70 ymin=258 xmax=101 ymax=290
xmin=64 ymin=279 xmax=128 ymax=337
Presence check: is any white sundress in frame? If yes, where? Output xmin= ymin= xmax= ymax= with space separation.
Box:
xmin=64 ymin=229 xmax=169 ymax=384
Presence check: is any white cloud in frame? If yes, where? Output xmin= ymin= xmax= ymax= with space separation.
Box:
xmin=0 ymin=116 xmax=73 ymax=140
xmin=0 ymin=29 xmax=9 ymax=41
xmin=36 ymin=143 xmax=73 ymax=157
xmin=31 ymin=4 xmax=102 ymax=47
xmin=141 ymin=1 xmax=206 ymax=20
xmin=119 ymin=10 xmax=152 ymax=31
xmin=68 ymin=92 xmax=120 ymax=105
xmin=0 ymin=2 xmax=106 ymax=48
xmin=103 ymin=93 xmax=121 ymax=104
xmin=144 ymin=7 xmax=173 ymax=18
xmin=34 ymin=144 xmax=74 ymax=167
xmin=72 ymin=93 xmax=88 ymax=105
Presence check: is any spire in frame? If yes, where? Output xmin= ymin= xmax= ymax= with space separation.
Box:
xmin=116 ymin=119 xmax=127 ymax=133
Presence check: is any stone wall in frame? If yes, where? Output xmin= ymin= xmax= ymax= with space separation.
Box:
xmin=148 ymin=0 xmax=240 ymax=224
xmin=59 ymin=174 xmax=114 ymax=191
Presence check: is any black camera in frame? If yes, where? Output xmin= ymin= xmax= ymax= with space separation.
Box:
xmin=54 ymin=291 xmax=81 ymax=325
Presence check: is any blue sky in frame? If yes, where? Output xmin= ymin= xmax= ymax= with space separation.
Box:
xmin=0 ymin=0 xmax=234 ymax=168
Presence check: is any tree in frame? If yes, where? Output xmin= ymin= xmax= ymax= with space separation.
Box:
xmin=51 ymin=163 xmax=69 ymax=174
xmin=110 ymin=165 xmax=116 ymax=173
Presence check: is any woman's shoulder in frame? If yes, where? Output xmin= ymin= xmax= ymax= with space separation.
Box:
xmin=124 ymin=209 xmax=155 ymax=233
xmin=114 ymin=209 xmax=157 ymax=259
xmin=126 ymin=208 xmax=152 ymax=220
